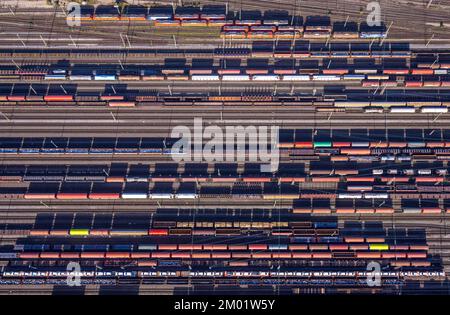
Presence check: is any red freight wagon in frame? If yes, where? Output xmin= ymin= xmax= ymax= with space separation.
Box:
xmin=391 ymin=261 xmax=411 ymax=267
xmin=109 ymin=101 xmax=136 ymax=107
xmin=405 ymin=81 xmax=423 ymax=87
xmin=57 ymin=193 xmax=89 ymax=199
xmin=323 ymin=69 xmax=348 ymax=75
xmin=81 ymin=252 xmax=105 ymax=259
xmin=40 ymin=252 xmax=60 ymax=259
xmin=158 ymin=245 xmax=177 ymax=250
xmin=24 ymin=193 xmax=56 ymax=199
xmin=131 ymin=253 xmax=151 ymax=259
xmin=30 ymin=230 xmax=49 ymax=236
xmin=211 ymin=252 xmax=231 ymax=258
xmin=410 ymin=261 xmax=431 ymax=267
xmin=356 ymin=252 xmax=381 ymax=259
xmin=44 ymin=95 xmax=74 ymax=102
xmin=312 ymin=252 xmax=332 ymax=259
xmin=192 ymin=253 xmax=211 ymax=259
xmin=228 ymin=245 xmax=247 ymax=250
xmin=410 ymin=245 xmax=429 ymax=251
xmin=390 ymin=245 xmax=409 ymax=251
xmin=383 ymin=69 xmax=409 ymax=75
xmin=248 ymin=244 xmax=268 ymax=250
xmin=309 ymin=244 xmax=328 ymax=250
xmin=151 ymin=252 xmax=171 ymax=258
xmin=204 ymin=244 xmax=227 ymax=250
xmin=252 ymin=253 xmax=271 ymax=259
xmin=90 ymin=229 xmax=109 ymax=236
xmin=232 ymin=252 xmax=251 ymax=258
xmin=332 ymin=142 xmax=351 ymax=147
xmin=106 ymin=252 xmax=131 ymax=259
xmin=294 ymin=142 xmax=313 ymax=148
xmin=19 ymin=253 xmax=40 ymax=259
xmin=407 ymin=252 xmax=427 ymax=259
xmin=178 ymin=244 xmax=203 ymax=250
xmin=329 ymin=244 xmax=348 ymax=251
xmin=411 ymin=69 xmax=434 ymax=75
xmin=88 ymin=193 xmax=120 ymax=199
xmin=272 ymin=252 xmax=292 ymax=259
xmin=60 ymin=253 xmax=81 ymax=259
xmin=366 ymin=238 xmax=385 ymax=242
xmin=171 ymin=252 xmax=191 ymax=259
xmin=8 ymin=96 xmax=26 ymax=101
xmin=292 ymin=253 xmax=312 ymax=258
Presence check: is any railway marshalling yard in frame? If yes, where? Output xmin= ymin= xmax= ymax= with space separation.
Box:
xmin=1 ymin=0 xmax=450 ymax=295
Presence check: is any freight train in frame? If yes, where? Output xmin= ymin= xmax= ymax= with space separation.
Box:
xmin=73 ymin=5 xmax=387 ymax=40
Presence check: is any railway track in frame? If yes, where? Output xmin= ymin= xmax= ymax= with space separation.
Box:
xmin=3 ymin=123 xmax=450 ymax=135
xmin=1 ymin=108 xmax=449 ymax=117
xmin=1 ymin=199 xmax=450 ymax=216
xmin=0 ymin=45 xmax=446 ymax=62
xmin=1 ymin=112 xmax=450 ymax=133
